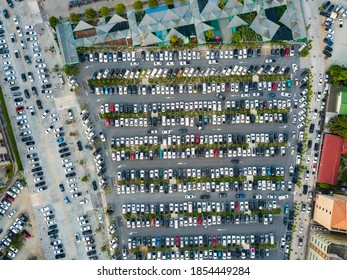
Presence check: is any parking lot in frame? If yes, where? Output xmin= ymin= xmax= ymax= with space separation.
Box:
xmin=73 ymin=45 xmax=312 ymax=260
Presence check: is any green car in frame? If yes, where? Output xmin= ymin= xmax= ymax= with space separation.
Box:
xmin=178 ymin=128 xmax=188 ymax=133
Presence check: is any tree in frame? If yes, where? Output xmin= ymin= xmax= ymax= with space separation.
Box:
xmin=99 ymin=6 xmax=110 ymax=18
xmin=48 ymin=16 xmax=59 ymax=29
xmin=205 ymin=29 xmax=215 ymax=41
xmin=85 ymin=8 xmax=97 ymax=20
xmin=330 ymin=115 xmax=347 ymax=139
xmin=69 ymin=13 xmax=81 ymax=23
xmin=218 ymin=0 xmax=226 ymax=9
xmin=133 ymin=0 xmax=143 ymax=10
xmin=165 ymin=0 xmax=173 ymax=4
xmin=63 ymin=64 xmax=80 ymax=76
xmin=148 ymin=0 xmax=158 ymax=8
xmin=329 ymin=65 xmax=347 ymax=86
xmin=170 ymin=34 xmax=178 ymax=44
xmin=114 ymin=3 xmax=126 ymax=15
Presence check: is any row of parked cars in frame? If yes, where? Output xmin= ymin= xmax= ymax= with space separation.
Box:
xmin=112 ymin=132 xmax=288 ymax=148
xmin=106 ymin=111 xmax=288 ymax=129
xmin=116 ymin=178 xmax=292 ymax=195
xmin=320 ymin=2 xmax=347 ymax=57
xmin=92 ymin=78 xmax=292 ymax=96
xmin=123 ymin=199 xmax=284 ymax=215
xmin=76 ymin=214 xmax=97 ymax=259
xmin=91 ymin=62 xmax=291 ymax=86
xmin=40 ymin=205 xmax=66 ymax=259
xmin=128 ymin=233 xmax=275 ymax=253
xmin=117 ymin=166 xmax=285 ymax=182
xmin=0 ymin=212 xmax=30 ymax=259
xmin=0 ymin=181 xmax=24 ymax=220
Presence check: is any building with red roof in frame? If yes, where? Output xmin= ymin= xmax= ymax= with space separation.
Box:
xmin=317 ymin=134 xmax=347 ymax=185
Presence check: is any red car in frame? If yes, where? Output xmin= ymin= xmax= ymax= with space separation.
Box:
xmin=214 ymin=149 xmax=219 ymax=157
xmin=105 ymin=118 xmax=110 ymax=127
xmin=272 ymin=82 xmax=277 ymax=91
xmin=109 ymin=103 xmax=115 ymax=112
xmin=212 ymin=235 xmax=217 ymax=245
xmin=15 ymin=106 xmax=24 ymax=112
xmin=130 ymin=152 xmax=135 ymax=160
xmin=175 ymin=236 xmax=180 ymax=246
xmin=22 ymin=230 xmax=31 ymax=239
xmin=285 ymin=48 xmax=290 ymax=56
xmin=235 ymin=201 xmax=239 ymax=210
xmin=5 ymin=195 xmax=14 ymax=202
xmin=195 ymin=134 xmax=200 ymax=144
xmin=225 ymin=82 xmax=230 ymax=92
xmin=197 ymin=216 xmax=202 ymax=226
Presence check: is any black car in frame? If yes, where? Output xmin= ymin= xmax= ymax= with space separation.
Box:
xmin=31 ymin=87 xmax=38 ymax=96
xmin=55 ymin=254 xmax=65 ymax=259
xmin=92 ymin=180 xmax=97 ymax=191
xmin=32 ymin=166 xmax=42 ymax=173
xmin=325 ymin=46 xmax=333 ymax=52
xmin=24 ymin=89 xmax=30 ymax=99
xmin=48 ymin=229 xmax=59 ymax=236
xmin=36 ymin=99 xmax=43 ymax=109
xmin=77 ymin=141 xmax=83 ymax=151
xmin=309 ymin=123 xmax=315 ymax=133
xmin=58 ymin=142 xmax=67 ymax=148
xmin=323 ymin=50 xmax=332 ymax=57
xmin=82 ymin=230 xmax=93 ymax=236
xmin=65 ymin=172 xmax=76 ymax=178
xmin=60 ymin=152 xmax=71 ymax=158
xmin=35 ymin=181 xmax=45 ymax=187
xmin=58 ymin=147 xmax=69 ymax=154
xmin=200 ymin=194 xmax=210 ymax=199
xmin=322 ymin=1 xmax=331 ymax=9
xmin=3 ymin=9 xmax=9 ymax=18
xmin=87 ymin=250 xmax=97 ymax=256
xmin=59 ymin=184 xmax=65 ymax=192
xmin=48 ymin=225 xmax=58 ymax=231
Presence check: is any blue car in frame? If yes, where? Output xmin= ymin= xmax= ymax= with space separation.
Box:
xmin=57 ymin=137 xmax=64 ymax=143
xmin=323 ymin=38 xmax=333 ymax=46
xmin=267 ymin=93 xmax=276 ymax=98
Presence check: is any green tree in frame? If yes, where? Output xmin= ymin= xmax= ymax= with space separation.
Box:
xmin=63 ymin=64 xmax=80 ymax=76
xmin=170 ymin=34 xmax=178 ymax=44
xmin=205 ymin=29 xmax=215 ymax=41
xmin=99 ymin=6 xmax=110 ymax=18
xmin=330 ymin=115 xmax=347 ymax=139
xmin=48 ymin=16 xmax=59 ymax=29
xmin=329 ymin=65 xmax=347 ymax=86
xmin=133 ymin=0 xmax=143 ymax=10
xmin=114 ymin=3 xmax=126 ymax=15
xmin=69 ymin=13 xmax=81 ymax=23
xmin=218 ymin=0 xmax=226 ymax=9
xmin=148 ymin=0 xmax=158 ymax=8
xmin=85 ymin=8 xmax=97 ymax=20
xmin=165 ymin=0 xmax=173 ymax=4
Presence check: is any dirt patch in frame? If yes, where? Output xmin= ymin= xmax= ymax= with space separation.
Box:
xmin=1 ymin=186 xmax=44 ymax=260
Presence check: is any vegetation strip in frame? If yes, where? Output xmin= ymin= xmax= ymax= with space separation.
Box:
xmin=0 ymin=88 xmax=23 ymax=171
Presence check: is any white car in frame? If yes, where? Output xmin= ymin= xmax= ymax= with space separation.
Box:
xmin=13 ymin=15 xmax=19 ymax=25
xmin=42 ymin=110 xmax=49 ymax=118
xmin=45 ymin=125 xmax=54 ymax=134
xmin=25 ymin=25 xmax=34 ymax=30
xmin=80 ymin=199 xmax=89 ymax=205
xmin=2 ymin=61 xmax=11 ymax=66
xmin=185 ymin=194 xmax=196 ymax=199
xmin=318 ymin=77 xmax=323 ymax=85
xmin=292 ymin=63 xmax=298 ymax=73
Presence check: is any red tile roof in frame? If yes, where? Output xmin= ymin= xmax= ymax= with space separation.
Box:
xmin=318 ymin=134 xmax=345 ymax=185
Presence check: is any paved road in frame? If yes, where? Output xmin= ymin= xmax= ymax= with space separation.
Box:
xmin=0 ymin=0 xmax=107 ymax=260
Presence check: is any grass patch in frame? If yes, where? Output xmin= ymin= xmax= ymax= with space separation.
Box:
xmin=275 ymin=5 xmax=287 ymax=19
xmin=238 ymin=12 xmax=257 ymax=25
xmin=5 ymin=163 xmax=13 ymax=180
xmin=0 ymin=88 xmax=22 ymax=171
